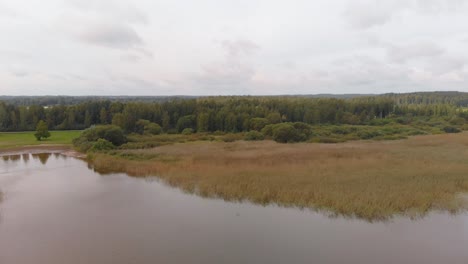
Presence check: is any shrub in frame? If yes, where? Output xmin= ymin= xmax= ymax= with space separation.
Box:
xmin=263 ymin=122 xmax=312 ymax=143
xmin=222 ymin=134 xmax=240 ymax=142
xmin=73 ymin=125 xmax=127 ymax=152
xmin=250 ymin=118 xmax=270 ymax=131
xmin=90 ymin=139 xmax=115 ymax=152
xmin=135 ymin=119 xmax=162 ymax=135
xmin=166 ymin=129 xmax=178 ymax=134
xmin=449 ymin=117 xmax=466 ymax=126
xmin=356 ymin=129 xmax=382 ymax=140
xmin=182 ymin=128 xmax=194 ymax=135
xmin=261 ymin=124 xmax=274 ymax=137
xmin=310 ymin=137 xmax=345 ymax=143
xmin=245 ymin=131 xmax=265 ymax=141
xmin=213 ymin=130 xmax=225 ymax=135
xmin=443 ymin=126 xmax=461 ymax=133
xmin=272 ymin=123 xmax=306 ymax=143
xmin=145 ymin=123 xmax=162 ymax=135
xmin=102 ymin=126 xmax=127 ymax=146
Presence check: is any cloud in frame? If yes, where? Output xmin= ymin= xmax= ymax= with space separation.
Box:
xmin=61 ymin=0 xmax=150 ymax=54
xmin=343 ymin=0 xmax=404 ymax=29
xmin=199 ymin=61 xmax=255 ymax=87
xmin=387 ymin=42 xmax=444 ymax=63
xmin=79 ymin=23 xmax=143 ymax=50
xmin=0 ymin=2 xmax=16 ymax=18
xmin=195 ymin=39 xmax=260 ymax=92
xmin=344 ymin=0 xmax=468 ymax=29
xmin=120 ymin=53 xmax=142 ymax=63
xmin=10 ymin=69 xmax=31 ymax=78
xmin=65 ymin=0 xmax=149 ymax=25
xmin=221 ymin=39 xmax=260 ymax=57
xmin=424 ymin=56 xmax=466 ymax=75
xmin=331 ymin=55 xmax=409 ymax=88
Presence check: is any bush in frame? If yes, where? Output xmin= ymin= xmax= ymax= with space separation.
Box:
xmin=310 ymin=137 xmax=345 ymax=143
xmin=449 ymin=117 xmax=466 ymax=126
xmin=356 ymin=129 xmax=382 ymax=140
xmin=443 ymin=126 xmax=461 ymax=133
xmin=73 ymin=125 xmax=127 ymax=152
xmin=245 ymin=131 xmax=265 ymax=141
xmin=262 ymin=122 xmax=312 ymax=143
xmin=145 ymin=123 xmax=162 ymax=135
xmin=250 ymin=118 xmax=270 ymax=131
xmin=135 ymin=119 xmax=162 ymax=135
xmin=213 ymin=130 xmax=225 ymax=135
xmin=166 ymin=129 xmax=178 ymax=134
xmin=90 ymin=139 xmax=115 ymax=152
xmin=103 ymin=126 xmax=127 ymax=146
xmin=182 ymin=128 xmax=194 ymax=135
xmin=272 ymin=123 xmax=307 ymax=143
xmin=222 ymin=134 xmax=240 ymax=142
xmin=261 ymin=124 xmax=274 ymax=137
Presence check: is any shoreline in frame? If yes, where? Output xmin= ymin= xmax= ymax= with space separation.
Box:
xmin=0 ymin=144 xmax=86 ymax=159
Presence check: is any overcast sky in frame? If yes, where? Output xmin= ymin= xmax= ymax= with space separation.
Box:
xmin=1 ymin=0 xmax=468 ymax=95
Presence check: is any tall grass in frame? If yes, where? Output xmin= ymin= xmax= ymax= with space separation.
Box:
xmin=89 ymin=133 xmax=468 ymax=220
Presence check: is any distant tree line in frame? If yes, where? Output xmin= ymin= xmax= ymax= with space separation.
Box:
xmin=0 ymin=93 xmax=465 ymax=133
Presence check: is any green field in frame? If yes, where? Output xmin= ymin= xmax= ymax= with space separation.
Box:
xmin=0 ymin=131 xmax=81 ymax=149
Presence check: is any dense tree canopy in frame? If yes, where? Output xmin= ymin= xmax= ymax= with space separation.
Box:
xmin=0 ymin=93 xmax=466 ymax=134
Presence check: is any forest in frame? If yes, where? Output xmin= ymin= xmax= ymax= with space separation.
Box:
xmin=0 ymin=92 xmax=466 ymax=134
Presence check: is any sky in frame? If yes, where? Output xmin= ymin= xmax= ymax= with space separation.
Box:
xmin=1 ymin=0 xmax=468 ymax=96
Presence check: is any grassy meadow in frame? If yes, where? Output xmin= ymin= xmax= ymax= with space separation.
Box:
xmin=88 ymin=132 xmax=468 ymax=220
xmin=0 ymin=130 xmax=82 ymax=150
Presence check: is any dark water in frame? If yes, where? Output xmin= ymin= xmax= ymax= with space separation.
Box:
xmin=0 ymin=153 xmax=468 ymax=264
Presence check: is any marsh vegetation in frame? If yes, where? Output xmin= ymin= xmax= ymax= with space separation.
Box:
xmin=87 ymin=132 xmax=468 ymax=220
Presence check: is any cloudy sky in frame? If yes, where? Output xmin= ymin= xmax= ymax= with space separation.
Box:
xmin=1 ymin=0 xmax=468 ymax=95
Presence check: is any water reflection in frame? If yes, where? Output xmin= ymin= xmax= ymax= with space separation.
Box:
xmin=9 ymin=155 xmax=21 ymax=162
xmin=22 ymin=153 xmax=30 ymax=163
xmin=0 ymin=152 xmax=468 ymax=264
xmin=31 ymin=153 xmax=52 ymax=165
xmin=0 ymin=153 xmax=66 ymax=167
xmin=1 ymin=152 xmax=463 ymax=222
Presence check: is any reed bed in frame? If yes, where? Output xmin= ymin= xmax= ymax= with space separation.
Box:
xmin=89 ymin=132 xmax=468 ymax=220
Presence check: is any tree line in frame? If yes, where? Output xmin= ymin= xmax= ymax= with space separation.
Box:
xmin=0 ymin=94 xmax=464 ymax=133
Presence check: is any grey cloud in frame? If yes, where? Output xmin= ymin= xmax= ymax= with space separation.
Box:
xmin=344 ymin=0 xmax=468 ymax=29
xmin=387 ymin=43 xmax=444 ymax=63
xmin=195 ymin=39 xmax=259 ymax=90
xmin=10 ymin=69 xmax=30 ymax=78
xmin=0 ymin=2 xmax=16 ymax=18
xmin=425 ymin=56 xmax=466 ymax=75
xmin=331 ymin=56 xmax=410 ymax=89
xmin=199 ymin=61 xmax=255 ymax=86
xmin=66 ymin=0 xmax=149 ymax=24
xmin=414 ymin=0 xmax=467 ymax=13
xmin=222 ymin=39 xmax=260 ymax=57
xmin=120 ymin=54 xmax=142 ymax=63
xmin=79 ymin=23 xmax=143 ymax=49
xmin=109 ymin=74 xmax=173 ymax=94
xmin=344 ymin=1 xmax=403 ymax=29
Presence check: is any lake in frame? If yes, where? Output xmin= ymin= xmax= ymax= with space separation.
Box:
xmin=0 ymin=152 xmax=467 ymax=264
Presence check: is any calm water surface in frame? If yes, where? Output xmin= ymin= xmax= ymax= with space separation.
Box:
xmin=0 ymin=153 xmax=467 ymax=264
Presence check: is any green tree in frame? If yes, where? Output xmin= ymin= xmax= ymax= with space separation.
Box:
xmin=99 ymin=108 xmax=108 ymax=124
xmin=34 ymin=120 xmax=51 ymax=141
xmin=84 ymin=110 xmax=92 ymax=128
